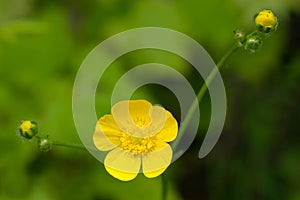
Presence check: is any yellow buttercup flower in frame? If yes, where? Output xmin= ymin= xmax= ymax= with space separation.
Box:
xmin=93 ymin=100 xmax=178 ymax=181
xmin=255 ymin=9 xmax=278 ymax=33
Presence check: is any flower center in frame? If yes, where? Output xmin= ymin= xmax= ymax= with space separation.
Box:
xmin=119 ymin=133 xmax=155 ymax=154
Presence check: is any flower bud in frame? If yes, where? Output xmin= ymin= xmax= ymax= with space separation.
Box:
xmin=37 ymin=137 xmax=52 ymax=152
xmin=233 ymin=30 xmax=246 ymax=47
xmin=244 ymin=35 xmax=263 ymax=52
xmin=255 ymin=9 xmax=278 ymax=33
xmin=18 ymin=120 xmax=38 ymax=139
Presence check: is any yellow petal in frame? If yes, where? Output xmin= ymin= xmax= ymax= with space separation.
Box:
xmin=93 ymin=115 xmax=122 ymax=151
xmin=112 ymin=100 xmax=134 ymax=132
xmin=142 ymin=142 xmax=172 ymax=178
xmin=112 ymin=100 xmax=151 ymax=129
xmin=128 ymin=100 xmax=152 ymax=124
xmin=105 ymin=166 xmax=139 ymax=181
xmin=142 ymin=167 xmax=168 ymax=178
xmin=144 ymin=105 xmax=167 ymax=137
xmin=130 ymin=105 xmax=168 ymax=137
xmin=112 ymin=100 xmax=166 ymax=137
xmin=104 ymin=147 xmax=141 ymax=181
xmin=155 ymin=111 xmax=178 ymax=142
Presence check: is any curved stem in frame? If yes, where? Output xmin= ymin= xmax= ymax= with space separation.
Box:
xmin=171 ymin=45 xmax=239 ymax=150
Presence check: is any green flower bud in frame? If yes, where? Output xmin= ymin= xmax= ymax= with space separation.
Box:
xmin=18 ymin=120 xmax=38 ymax=139
xmin=37 ymin=137 xmax=52 ymax=152
xmin=233 ymin=30 xmax=246 ymax=47
xmin=244 ymin=35 xmax=263 ymax=52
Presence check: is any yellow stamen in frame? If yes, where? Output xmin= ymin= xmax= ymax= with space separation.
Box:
xmin=119 ymin=133 xmax=155 ymax=154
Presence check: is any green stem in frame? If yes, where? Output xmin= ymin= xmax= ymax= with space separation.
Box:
xmin=171 ymin=45 xmax=239 ymax=150
xmin=161 ymin=173 xmax=168 ymax=200
xmin=52 ymin=141 xmax=90 ymax=151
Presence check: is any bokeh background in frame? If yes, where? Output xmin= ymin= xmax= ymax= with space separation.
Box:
xmin=1 ymin=0 xmax=300 ymax=199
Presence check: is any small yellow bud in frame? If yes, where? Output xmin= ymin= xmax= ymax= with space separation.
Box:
xmin=18 ymin=120 xmax=38 ymax=139
xmin=255 ymin=9 xmax=278 ymax=33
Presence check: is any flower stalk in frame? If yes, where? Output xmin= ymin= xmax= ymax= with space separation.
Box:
xmin=51 ymin=140 xmax=87 ymax=150
xmin=161 ymin=173 xmax=168 ymax=200
xmin=171 ymin=45 xmax=238 ymax=151
xmin=172 ymin=9 xmax=278 ymax=152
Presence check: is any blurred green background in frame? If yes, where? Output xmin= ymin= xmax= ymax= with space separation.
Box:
xmin=1 ymin=0 xmax=300 ymax=199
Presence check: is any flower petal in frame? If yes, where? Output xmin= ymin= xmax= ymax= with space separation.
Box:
xmin=128 ymin=100 xmax=152 ymax=123
xmin=112 ymin=100 xmax=167 ymax=138
xmin=93 ymin=115 xmax=122 ymax=151
xmin=142 ymin=167 xmax=168 ymax=179
xmin=111 ymin=100 xmax=148 ymax=137
xmin=105 ymin=166 xmax=139 ymax=181
xmin=104 ymin=147 xmax=141 ymax=181
xmin=144 ymin=105 xmax=167 ymax=137
xmin=112 ymin=100 xmax=151 ymax=129
xmin=155 ymin=111 xmax=178 ymax=142
xmin=142 ymin=142 xmax=172 ymax=178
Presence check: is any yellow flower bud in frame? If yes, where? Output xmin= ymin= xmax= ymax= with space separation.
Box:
xmin=18 ymin=120 xmax=38 ymax=139
xmin=255 ymin=9 xmax=278 ymax=33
